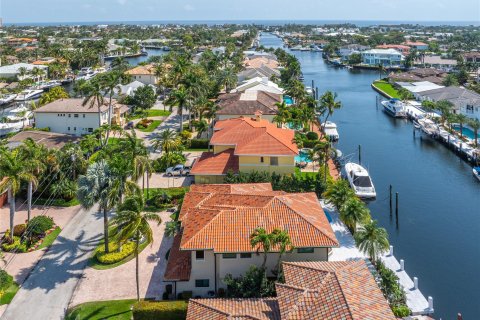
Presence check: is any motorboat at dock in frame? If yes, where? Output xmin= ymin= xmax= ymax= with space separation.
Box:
xmin=345 ymin=162 xmax=376 ymax=198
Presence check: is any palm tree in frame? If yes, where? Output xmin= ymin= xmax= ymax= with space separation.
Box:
xmin=99 ymin=72 xmax=125 ymax=141
xmin=456 ymin=114 xmax=468 ymax=139
xmin=18 ymin=67 xmax=29 ymax=80
xmin=218 ymin=67 xmax=237 ymax=93
xmin=194 ymin=119 xmax=208 ymax=138
xmin=152 ymin=129 xmax=182 ymax=153
xmin=354 ymin=220 xmax=390 ymax=263
xmin=119 ymin=130 xmax=149 ymax=182
xmin=31 ymin=67 xmax=46 ymax=82
xmin=82 ymin=81 xmax=106 ymax=143
xmin=77 ymin=160 xmax=115 ymax=253
xmin=250 ymin=227 xmax=273 ymax=269
xmin=111 ymin=194 xmax=161 ymax=301
xmin=319 ymin=91 xmax=342 ymax=125
xmin=468 ymin=118 xmax=480 ymax=147
xmin=17 ymin=139 xmax=46 ymax=222
xmin=377 ymin=64 xmax=386 ymax=80
xmin=110 ymin=57 xmax=130 ymax=71
xmin=165 ymin=220 xmax=180 ymax=237
xmin=340 ymin=197 xmax=371 ymax=234
xmin=323 ymin=179 xmax=355 ymax=210
xmin=166 ymin=87 xmax=188 ymax=132
xmin=271 ymin=229 xmax=293 ymax=278
xmin=0 ymin=150 xmax=34 ymax=239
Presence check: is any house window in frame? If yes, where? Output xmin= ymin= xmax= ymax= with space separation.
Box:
xmin=74 ymin=114 xmax=79 ymax=118
xmin=270 ymin=157 xmax=278 ymax=166
xmin=88 ymin=128 xmax=93 ymax=133
xmin=67 ymin=127 xmax=70 ymax=131
xmin=195 ymin=279 xmax=209 ymax=288
xmin=222 ymin=253 xmax=237 ymax=259
xmin=240 ymin=253 xmax=252 ymax=259
xmin=73 ymin=127 xmax=76 ymax=131
xmin=297 ymin=247 xmax=314 ymax=253
xmin=260 ymin=157 xmax=264 ymax=163
xmin=68 ymin=114 xmax=71 ymax=118
xmin=83 ymin=114 xmax=86 ymax=118
xmin=195 ymin=250 xmax=204 ymax=260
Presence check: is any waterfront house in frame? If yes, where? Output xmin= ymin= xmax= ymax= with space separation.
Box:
xmin=388 ymin=68 xmax=447 ymax=85
xmin=417 ymin=86 xmax=480 ymax=121
xmin=215 ymin=91 xmax=282 ymax=122
xmin=376 ymin=44 xmax=411 ymax=55
xmin=114 ymin=80 xmax=156 ymax=98
xmin=124 ymin=64 xmax=157 ymax=85
xmin=0 ymin=63 xmax=48 ymax=81
xmin=404 ymin=41 xmax=429 ymax=51
xmin=243 ymin=56 xmax=279 ymax=70
xmin=164 ymin=183 xmax=339 ymax=298
xmin=6 ymin=131 xmax=80 ymax=150
xmin=233 ymin=77 xmax=284 ymax=95
xmin=237 ymin=65 xmax=280 ymax=82
xmin=361 ymin=49 xmax=404 ymax=67
xmin=415 ymin=55 xmax=457 ymax=72
xmin=190 ymin=116 xmax=298 ymax=184
xmin=186 ymin=260 xmax=395 ymax=319
xmin=34 ymin=98 xmax=129 ymax=136
xmin=397 ymin=81 xmax=444 ymax=99
xmin=338 ymin=44 xmax=370 ymax=61
xmin=462 ymin=52 xmax=480 ymax=64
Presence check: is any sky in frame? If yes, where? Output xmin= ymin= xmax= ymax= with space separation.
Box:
xmin=1 ymin=0 xmax=479 ymax=24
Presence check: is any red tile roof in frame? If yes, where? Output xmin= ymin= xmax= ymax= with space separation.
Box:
xmin=178 ymin=184 xmax=338 ymax=253
xmin=187 ymin=298 xmax=280 ymax=320
xmin=216 ymin=91 xmax=282 ymax=116
xmin=190 ymin=149 xmax=239 ymax=176
xmin=211 ymin=117 xmax=298 ymax=156
xmin=163 ymin=233 xmax=191 ymax=281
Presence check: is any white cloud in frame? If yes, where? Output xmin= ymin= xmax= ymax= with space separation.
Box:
xmin=183 ymin=4 xmax=195 ymax=11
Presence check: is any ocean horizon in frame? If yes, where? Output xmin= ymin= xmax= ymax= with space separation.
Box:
xmin=3 ymin=19 xmax=479 ymax=27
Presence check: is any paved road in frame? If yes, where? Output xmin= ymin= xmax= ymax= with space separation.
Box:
xmin=1 ymin=206 xmax=103 ymax=320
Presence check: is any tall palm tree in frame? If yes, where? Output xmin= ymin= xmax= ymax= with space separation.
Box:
xmin=354 ymin=220 xmax=390 ymax=264
xmin=250 ymin=227 xmax=273 ymax=269
xmin=340 ymin=197 xmax=371 ymax=234
xmin=152 ymin=129 xmax=182 ymax=154
xmin=119 ymin=130 xmax=149 ymax=182
xmin=77 ymin=160 xmax=115 ymax=253
xmin=456 ymin=114 xmax=468 ymax=139
xmin=110 ymin=57 xmax=130 ymax=72
xmin=377 ymin=64 xmax=386 ymax=80
xmin=217 ymin=67 xmax=237 ymax=93
xmin=111 ymin=194 xmax=161 ymax=301
xmin=18 ymin=67 xmax=29 ymax=80
xmin=271 ymin=229 xmax=293 ymax=278
xmin=468 ymin=118 xmax=480 ymax=147
xmin=166 ymin=87 xmax=188 ymax=132
xmin=82 ymin=81 xmax=106 ymax=144
xmin=323 ymin=179 xmax=355 ymax=210
xmin=17 ymin=139 xmax=46 ymax=222
xmin=99 ymin=72 xmax=125 ymax=141
xmin=319 ymin=91 xmax=342 ymax=125
xmin=0 ymin=150 xmax=34 ymax=239
xmin=194 ymin=119 xmax=208 ymax=138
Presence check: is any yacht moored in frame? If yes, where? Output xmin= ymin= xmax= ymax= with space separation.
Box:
xmin=321 ymin=121 xmax=340 ymax=141
xmin=0 ymin=94 xmax=17 ymax=105
xmin=14 ymin=90 xmax=44 ymax=101
xmin=473 ymin=167 xmax=480 ymax=182
xmin=381 ymin=98 xmax=407 ymax=118
xmin=345 ymin=162 xmax=376 ymax=198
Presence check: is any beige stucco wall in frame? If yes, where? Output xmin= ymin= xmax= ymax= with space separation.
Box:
xmin=176 ymin=250 xmax=216 ymax=297
xmin=239 ymin=155 xmax=295 ymax=174
xmin=130 ymin=74 xmax=157 ymax=85
xmin=213 ymin=145 xmax=235 ymax=154
xmin=35 ymin=111 xmax=108 ymax=136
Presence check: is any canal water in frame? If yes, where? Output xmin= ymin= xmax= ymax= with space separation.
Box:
xmin=260 ymin=32 xmax=480 ymax=319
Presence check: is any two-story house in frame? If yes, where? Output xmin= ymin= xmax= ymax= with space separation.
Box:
xmin=215 ymin=91 xmax=282 ymax=122
xmin=190 ymin=115 xmax=298 ymax=184
xmin=34 ymin=98 xmax=129 ymax=136
xmin=361 ymin=48 xmax=404 ymax=67
xmin=124 ymin=64 xmax=157 ymax=85
xmin=164 ymin=183 xmax=339 ymax=298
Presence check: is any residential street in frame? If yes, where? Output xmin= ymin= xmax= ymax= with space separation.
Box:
xmin=1 ymin=206 xmax=103 ymax=320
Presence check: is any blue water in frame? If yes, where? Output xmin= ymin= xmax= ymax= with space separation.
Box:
xmin=261 ymin=33 xmax=480 ymax=319
xmin=294 ymin=151 xmax=312 ymax=163
xmin=283 ymin=96 xmax=294 ymax=105
xmin=325 ymin=211 xmax=333 ymax=223
xmin=287 ymin=122 xmax=302 ymax=130
xmin=453 ymin=125 xmax=480 ymax=140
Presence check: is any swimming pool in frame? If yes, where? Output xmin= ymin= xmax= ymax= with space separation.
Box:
xmin=294 ymin=150 xmax=312 ymax=163
xmin=325 ymin=211 xmax=333 ymax=223
xmin=287 ymin=122 xmax=302 ymax=130
xmin=283 ymin=95 xmax=294 ymax=105
xmin=453 ymin=124 xmax=479 ymax=140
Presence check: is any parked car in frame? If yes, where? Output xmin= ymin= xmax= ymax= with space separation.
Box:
xmin=165 ymin=164 xmax=184 ymax=177
xmin=182 ymin=165 xmax=191 ymax=176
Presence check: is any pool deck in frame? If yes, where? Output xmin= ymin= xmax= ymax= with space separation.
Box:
xmin=322 ymin=201 xmax=433 ymax=316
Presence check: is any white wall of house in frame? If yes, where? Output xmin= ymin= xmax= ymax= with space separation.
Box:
xmin=35 ymin=111 xmax=107 ymax=136
xmin=460 ymin=104 xmax=480 ymax=121
xmin=175 ymin=247 xmax=329 ymax=298
xmin=130 ymin=74 xmax=157 ymax=85
xmin=362 ymin=50 xmax=403 ymax=66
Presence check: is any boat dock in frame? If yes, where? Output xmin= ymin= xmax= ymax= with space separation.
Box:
xmin=324 ymin=202 xmax=434 ymax=316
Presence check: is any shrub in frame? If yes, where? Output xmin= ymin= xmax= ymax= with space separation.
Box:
xmin=132 ymin=301 xmax=188 ymax=320
xmin=0 ymin=270 xmax=13 ymax=291
xmin=179 ymin=130 xmax=192 ymax=144
xmin=189 ymin=138 xmax=209 ymax=149
xmin=392 ymin=305 xmax=410 ymax=317
xmin=136 ymin=119 xmax=152 ymax=129
xmin=26 ymin=216 xmax=54 ymax=236
xmin=152 ymin=153 xmax=186 ymax=172
xmin=95 ymin=242 xmax=135 ymax=264
xmin=154 ymin=191 xmax=173 ymax=208
xmin=302 ymin=139 xmax=318 ymax=148
xmin=306 ymin=131 xmax=319 ymax=140
xmin=1 ymin=236 xmax=20 ymax=252
xmin=13 ymin=224 xmax=26 ymax=237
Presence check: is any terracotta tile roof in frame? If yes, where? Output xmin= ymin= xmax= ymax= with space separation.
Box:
xmin=243 ymin=57 xmax=279 ymax=69
xmin=278 ymin=260 xmax=396 ymax=320
xmin=125 ymin=64 xmax=156 ymax=75
xmin=163 ymin=233 xmax=191 ymax=281
xmin=211 ymin=118 xmax=298 ymax=156
xmin=190 ymin=149 xmax=239 ymax=176
xmin=178 ymin=185 xmax=338 ymax=252
xmin=186 ymin=298 xmax=280 ymax=320
xmin=35 ymin=98 xmax=127 ymax=114
xmin=216 ymin=91 xmax=282 ymax=116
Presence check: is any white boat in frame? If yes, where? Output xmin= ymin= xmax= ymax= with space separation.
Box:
xmin=345 ymin=162 xmax=376 ymax=198
xmin=322 ymin=121 xmax=339 ymax=141
xmin=418 ymin=117 xmax=439 ymax=137
xmin=381 ymin=98 xmax=407 ymax=118
xmin=473 ymin=167 xmax=480 ymax=182
xmin=0 ymin=94 xmax=17 ymax=105
xmin=14 ymin=90 xmax=44 ymax=101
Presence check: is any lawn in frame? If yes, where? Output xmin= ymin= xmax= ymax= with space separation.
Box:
xmin=295 ymin=167 xmax=321 ymax=179
xmin=65 ymin=299 xmax=137 ymax=320
xmin=34 ymin=198 xmax=79 ymax=207
xmin=137 ymin=120 xmax=162 ymax=132
xmin=37 ymin=227 xmax=62 ymax=250
xmin=89 ymin=239 xmax=151 ymax=270
xmin=372 ymin=80 xmax=400 ymax=98
xmin=0 ymin=282 xmax=19 ymax=305
xmin=129 ymin=109 xmax=171 ymax=120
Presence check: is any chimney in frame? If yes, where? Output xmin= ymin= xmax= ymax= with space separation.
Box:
xmin=261 ymin=76 xmax=269 ymax=85
xmin=254 ymin=110 xmax=262 ymax=122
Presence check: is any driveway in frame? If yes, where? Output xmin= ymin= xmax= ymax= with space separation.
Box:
xmin=69 ymin=211 xmax=173 ymax=306
xmin=1 ymin=206 xmax=103 ymax=320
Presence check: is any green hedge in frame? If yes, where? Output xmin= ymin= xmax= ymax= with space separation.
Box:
xmin=306 ymin=131 xmax=319 ymax=140
xmin=189 ymin=139 xmax=209 ymax=149
xmin=1 ymin=236 xmax=27 ymax=253
xmin=96 ymin=242 xmax=135 ymax=265
xmin=0 ymin=270 xmax=13 ymax=292
xmin=302 ymin=139 xmax=318 ymax=148
xmin=26 ymin=216 xmax=54 ymax=236
xmin=392 ymin=305 xmax=410 ymax=317
xmin=132 ymin=301 xmax=188 ymax=320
